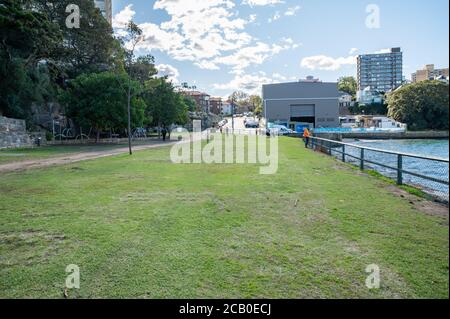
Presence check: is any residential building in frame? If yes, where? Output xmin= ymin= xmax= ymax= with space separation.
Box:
xmin=262 ymin=81 xmax=340 ymax=132
xmin=209 ymin=97 xmax=223 ymax=115
xmin=94 ymin=0 xmax=112 ymax=24
xmin=339 ymin=92 xmax=353 ymax=108
xmin=356 ymin=87 xmax=384 ymax=105
xmin=183 ymin=91 xmax=211 ymax=113
xmin=357 ymin=48 xmax=403 ymax=102
xmin=411 ymin=64 xmax=449 ymax=83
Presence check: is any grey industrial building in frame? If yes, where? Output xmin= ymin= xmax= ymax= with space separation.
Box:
xmin=262 ymin=81 xmax=340 ymax=131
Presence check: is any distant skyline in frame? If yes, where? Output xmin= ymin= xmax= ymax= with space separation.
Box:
xmin=111 ymin=0 xmax=449 ymax=97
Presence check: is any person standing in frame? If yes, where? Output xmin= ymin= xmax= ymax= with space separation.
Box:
xmin=303 ymin=128 xmax=310 ymax=148
xmin=162 ymin=127 xmax=167 ymax=141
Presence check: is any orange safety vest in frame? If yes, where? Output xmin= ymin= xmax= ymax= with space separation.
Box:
xmin=303 ymin=129 xmax=310 ymax=138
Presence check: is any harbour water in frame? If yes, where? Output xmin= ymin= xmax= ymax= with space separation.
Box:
xmin=347 ymin=139 xmax=449 ymax=160
xmin=339 ymin=139 xmax=449 ymax=201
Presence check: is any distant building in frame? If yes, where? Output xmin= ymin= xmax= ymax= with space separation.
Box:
xmin=356 ymin=87 xmax=384 ymax=105
xmin=357 ymin=48 xmax=403 ymax=102
xmin=339 ymin=92 xmax=353 ymax=108
xmin=94 ymin=0 xmax=112 ymax=24
xmin=183 ymin=91 xmax=211 ymax=113
xmin=262 ymin=81 xmax=340 ymax=132
xmin=412 ymin=64 xmax=449 ymax=83
xmin=209 ymin=97 xmax=223 ymax=115
xmin=299 ymin=75 xmax=322 ymax=83
xmin=221 ymin=101 xmax=233 ymax=116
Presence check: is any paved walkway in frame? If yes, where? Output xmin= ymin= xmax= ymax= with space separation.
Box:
xmin=0 ymin=141 xmax=177 ymax=173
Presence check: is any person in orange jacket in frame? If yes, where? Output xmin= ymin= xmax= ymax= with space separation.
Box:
xmin=303 ymin=128 xmax=310 ymax=148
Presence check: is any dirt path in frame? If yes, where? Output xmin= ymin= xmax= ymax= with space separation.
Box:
xmin=0 ymin=141 xmax=177 ymax=173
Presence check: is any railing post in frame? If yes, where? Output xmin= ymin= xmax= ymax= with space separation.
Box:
xmin=342 ymin=145 xmax=346 ymax=162
xmin=360 ymin=148 xmax=365 ymax=170
xmin=397 ymin=154 xmax=403 ymax=185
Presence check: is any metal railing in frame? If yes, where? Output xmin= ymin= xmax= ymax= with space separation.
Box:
xmin=308 ymin=136 xmax=449 ymax=203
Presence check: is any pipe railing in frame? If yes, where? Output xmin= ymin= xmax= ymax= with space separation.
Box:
xmin=308 ymin=136 xmax=449 ymax=202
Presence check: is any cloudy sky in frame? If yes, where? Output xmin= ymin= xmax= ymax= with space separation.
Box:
xmin=111 ymin=0 xmax=449 ymax=97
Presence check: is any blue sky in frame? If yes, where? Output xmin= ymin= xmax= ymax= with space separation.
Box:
xmin=111 ymin=0 xmax=449 ymax=97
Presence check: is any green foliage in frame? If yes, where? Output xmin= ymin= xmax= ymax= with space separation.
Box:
xmin=183 ymin=96 xmax=197 ymax=112
xmin=144 ymin=78 xmax=188 ymax=127
xmin=0 ymin=0 xmax=60 ymax=122
xmin=338 ymin=76 xmax=357 ymax=97
xmin=387 ymin=81 xmax=449 ymax=130
xmin=61 ymin=72 xmax=146 ymax=133
xmin=32 ymin=0 xmax=124 ymax=78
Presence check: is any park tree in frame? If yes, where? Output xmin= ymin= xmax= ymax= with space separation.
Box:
xmin=387 ymin=80 xmax=449 ymax=130
xmin=183 ymin=96 xmax=197 ymax=112
xmin=31 ymin=0 xmax=124 ymax=79
xmin=0 ymin=0 xmax=61 ymax=122
xmin=338 ymin=76 xmax=357 ymax=97
xmin=144 ymin=78 xmax=188 ymax=130
xmin=61 ymin=72 xmax=146 ymax=142
xmin=248 ymin=95 xmax=263 ymax=116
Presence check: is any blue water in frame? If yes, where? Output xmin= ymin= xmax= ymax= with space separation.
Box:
xmin=336 ymin=139 xmax=449 ymax=201
xmin=347 ymin=139 xmax=449 ymax=160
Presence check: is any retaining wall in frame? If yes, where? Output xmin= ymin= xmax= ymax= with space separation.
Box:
xmin=0 ymin=116 xmax=31 ymax=148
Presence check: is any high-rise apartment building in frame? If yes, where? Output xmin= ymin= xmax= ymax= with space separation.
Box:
xmin=412 ymin=64 xmax=449 ymax=83
xmin=357 ymin=48 xmax=403 ymax=98
xmin=94 ymin=0 xmax=112 ymax=25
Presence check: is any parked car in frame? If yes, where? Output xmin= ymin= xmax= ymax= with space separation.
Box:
xmin=266 ymin=125 xmax=295 ymax=136
xmin=245 ymin=120 xmax=259 ymax=128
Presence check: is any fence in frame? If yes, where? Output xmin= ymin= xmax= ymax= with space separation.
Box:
xmin=308 ymin=136 xmax=449 ymax=203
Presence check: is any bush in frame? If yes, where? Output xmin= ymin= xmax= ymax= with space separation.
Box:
xmin=387 ymin=81 xmax=449 ymax=130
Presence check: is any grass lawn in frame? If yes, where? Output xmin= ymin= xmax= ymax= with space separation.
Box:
xmin=0 ymin=137 xmax=448 ymax=298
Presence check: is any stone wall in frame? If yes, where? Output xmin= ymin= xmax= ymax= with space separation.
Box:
xmin=0 ymin=116 xmax=31 ymax=148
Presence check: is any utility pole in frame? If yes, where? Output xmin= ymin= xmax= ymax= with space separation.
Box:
xmin=231 ymin=97 xmax=235 ymax=133
xmin=127 ymin=79 xmax=132 ymax=155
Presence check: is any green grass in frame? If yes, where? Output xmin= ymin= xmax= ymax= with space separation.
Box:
xmin=0 ymin=137 xmax=448 ymax=298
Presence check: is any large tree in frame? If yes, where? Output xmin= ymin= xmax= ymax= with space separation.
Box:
xmin=144 ymin=78 xmax=188 ymax=129
xmin=31 ymin=0 xmax=124 ymax=79
xmin=387 ymin=81 xmax=449 ymax=130
xmin=61 ymin=72 xmax=146 ymax=141
xmin=338 ymin=76 xmax=357 ymax=97
xmin=0 ymin=0 xmax=61 ymax=121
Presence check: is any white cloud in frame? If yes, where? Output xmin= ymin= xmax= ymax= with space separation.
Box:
xmin=268 ymin=11 xmax=281 ymax=23
xmin=243 ymin=0 xmax=284 ymax=6
xmin=301 ymin=54 xmax=357 ymax=71
xmin=349 ymin=48 xmax=359 ymax=55
xmin=112 ymin=4 xmax=136 ymax=29
xmin=285 ymin=5 xmax=301 ymax=16
xmin=374 ymin=48 xmax=392 ymax=54
xmin=156 ymin=64 xmax=180 ymax=83
xmin=249 ymin=14 xmax=257 ymax=22
xmin=213 ymin=73 xmax=274 ymax=95
xmin=113 ymin=0 xmax=300 ymax=78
